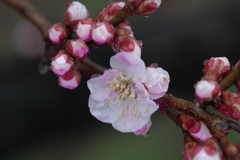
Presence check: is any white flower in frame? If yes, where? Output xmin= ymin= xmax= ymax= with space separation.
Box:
xmin=87 ymin=52 xmax=158 ymax=132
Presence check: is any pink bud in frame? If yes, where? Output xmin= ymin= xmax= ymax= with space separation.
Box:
xmin=75 ymin=18 xmax=93 ymax=42
xmin=134 ymin=120 xmax=152 ymax=136
xmin=92 ymin=22 xmax=114 ymax=45
xmin=192 ymin=139 xmax=221 ymax=160
xmin=188 ymin=121 xmax=212 ymax=142
xmin=204 ymin=57 xmax=230 ymax=81
xmin=185 ymin=138 xmax=221 ymax=160
xmin=107 ymin=2 xmax=125 ymax=16
xmin=58 ymin=68 xmax=81 ymax=90
xmin=48 ymin=23 xmax=68 ymax=44
xmin=220 ymin=91 xmax=240 ymax=121
xmin=112 ymin=36 xmax=141 ymax=56
xmin=98 ymin=2 xmax=125 ymax=21
xmin=50 ymin=51 xmax=74 ymax=76
xmin=65 ymin=1 xmax=89 ymax=25
xmin=144 ymin=66 xmax=170 ymax=99
xmin=195 ymin=79 xmax=221 ymax=102
xmin=137 ymin=0 xmax=161 ymax=16
xmin=66 ymin=39 xmax=89 ymax=59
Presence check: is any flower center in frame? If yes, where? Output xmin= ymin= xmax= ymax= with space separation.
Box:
xmin=105 ymin=73 xmax=148 ymax=119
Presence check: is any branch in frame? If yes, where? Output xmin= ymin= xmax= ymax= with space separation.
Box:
xmin=1 ymin=0 xmax=51 ymax=40
xmin=220 ymin=61 xmax=240 ymax=89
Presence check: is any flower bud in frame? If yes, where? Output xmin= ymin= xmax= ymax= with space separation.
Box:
xmin=143 ymin=66 xmax=170 ymax=99
xmin=66 ymin=39 xmax=89 ymax=59
xmin=195 ymin=79 xmax=221 ymax=102
xmin=58 ymin=68 xmax=81 ymax=90
xmin=92 ymin=22 xmax=114 ymax=45
xmin=50 ymin=51 xmax=74 ymax=76
xmin=134 ymin=120 xmax=152 ymax=136
xmin=137 ymin=0 xmax=161 ymax=16
xmin=192 ymin=139 xmax=221 ymax=160
xmin=188 ymin=121 xmax=212 ymax=142
xmin=204 ymin=57 xmax=230 ymax=81
xmin=98 ymin=2 xmax=125 ymax=22
xmin=75 ymin=18 xmax=93 ymax=42
xmin=65 ymin=1 xmax=89 ymax=26
xmin=119 ymin=21 xmax=134 ymax=37
xmin=112 ymin=36 xmax=141 ymax=57
xmin=48 ymin=23 xmax=68 ymax=44
xmin=220 ymin=90 xmax=240 ymax=121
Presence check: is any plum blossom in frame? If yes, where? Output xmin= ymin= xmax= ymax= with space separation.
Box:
xmin=87 ymin=52 xmax=159 ymax=132
xmin=144 ymin=66 xmax=170 ymax=99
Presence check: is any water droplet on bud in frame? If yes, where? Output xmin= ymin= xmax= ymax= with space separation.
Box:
xmin=150 ymin=63 xmax=159 ymax=68
xmin=38 ymin=62 xmax=49 ymax=75
xmin=138 ymin=40 xmax=143 ymax=46
xmin=91 ymin=74 xmax=101 ymax=79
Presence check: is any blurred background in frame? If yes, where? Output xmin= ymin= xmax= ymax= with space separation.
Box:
xmin=0 ymin=0 xmax=240 ymax=159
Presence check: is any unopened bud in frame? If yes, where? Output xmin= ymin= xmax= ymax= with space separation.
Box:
xmin=48 ymin=23 xmax=68 ymax=44
xmin=189 ymin=121 xmax=212 ymax=142
xmin=204 ymin=57 xmax=230 ymax=81
xmin=137 ymin=0 xmax=161 ymax=16
xmin=58 ymin=68 xmax=81 ymax=90
xmin=98 ymin=2 xmax=125 ymax=22
xmin=195 ymin=79 xmax=221 ymax=102
xmin=92 ymin=22 xmax=114 ymax=45
xmin=50 ymin=51 xmax=74 ymax=76
xmin=66 ymin=39 xmax=89 ymax=59
xmin=113 ymin=36 xmax=141 ymax=57
xmin=143 ymin=66 xmax=170 ymax=99
xmin=192 ymin=139 xmax=221 ymax=160
xmin=65 ymin=1 xmax=89 ymax=26
xmin=75 ymin=18 xmax=93 ymax=42
xmin=221 ymin=90 xmax=240 ymax=121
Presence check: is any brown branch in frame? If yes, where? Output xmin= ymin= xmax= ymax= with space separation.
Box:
xmin=1 ymin=0 xmax=51 ymax=40
xmin=220 ymin=61 xmax=240 ymax=89
xmin=79 ymin=57 xmax=106 ymax=75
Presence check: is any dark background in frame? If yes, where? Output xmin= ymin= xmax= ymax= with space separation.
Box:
xmin=0 ymin=0 xmax=240 ymax=159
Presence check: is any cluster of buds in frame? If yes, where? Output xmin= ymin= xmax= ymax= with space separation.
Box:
xmin=195 ymin=57 xmax=230 ymax=102
xmin=48 ymin=1 xmax=162 ymax=90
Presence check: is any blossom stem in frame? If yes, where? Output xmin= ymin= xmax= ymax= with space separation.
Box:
xmin=110 ymin=0 xmax=145 ymax=26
